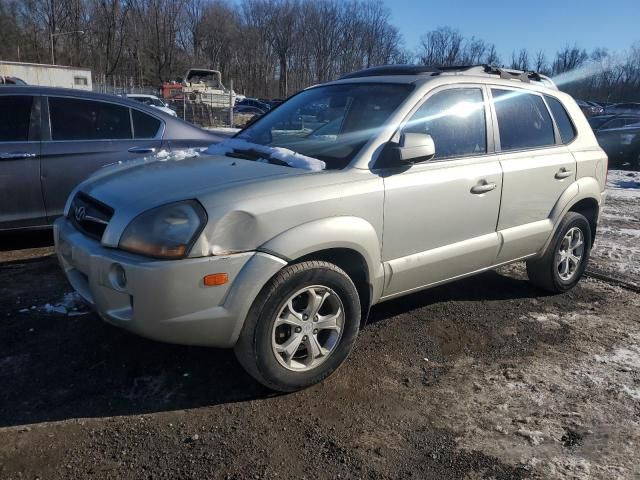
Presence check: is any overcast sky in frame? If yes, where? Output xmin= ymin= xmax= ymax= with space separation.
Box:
xmin=385 ymin=0 xmax=639 ymax=60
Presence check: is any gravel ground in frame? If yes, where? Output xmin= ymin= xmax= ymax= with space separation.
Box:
xmin=0 ymin=173 xmax=638 ymax=479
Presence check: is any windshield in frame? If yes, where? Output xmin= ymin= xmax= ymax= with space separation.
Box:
xmin=236 ymin=83 xmax=414 ymax=170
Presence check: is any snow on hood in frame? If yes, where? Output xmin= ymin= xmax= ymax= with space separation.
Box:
xmin=99 ymin=148 xmax=204 ymax=173
xmin=206 ymin=138 xmax=326 ymax=171
xmin=155 ymin=148 xmax=204 ymax=161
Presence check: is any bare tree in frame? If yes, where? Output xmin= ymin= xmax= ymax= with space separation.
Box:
xmin=2 ymin=2 xmax=638 ymax=103
xmin=552 ymin=45 xmax=588 ymax=75
xmin=534 ymin=50 xmax=549 ymax=74
xmin=418 ymin=26 xmax=463 ymax=66
xmin=510 ymin=48 xmax=530 ymax=71
xmin=89 ymin=0 xmax=129 ymax=77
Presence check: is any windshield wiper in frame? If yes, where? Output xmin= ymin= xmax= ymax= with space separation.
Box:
xmin=226 ymin=148 xmax=289 ymax=167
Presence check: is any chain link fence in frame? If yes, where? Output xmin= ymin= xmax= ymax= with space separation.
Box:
xmin=93 ymin=82 xmax=255 ymax=130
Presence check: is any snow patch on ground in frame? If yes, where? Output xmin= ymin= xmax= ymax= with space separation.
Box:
xmin=20 ymin=292 xmax=91 ymax=316
xmin=589 ymin=170 xmax=640 ymax=286
xmin=594 ymin=334 xmax=640 ymax=371
xmin=206 ymin=138 xmax=326 ymax=171
xmin=606 ymin=170 xmax=640 ymax=200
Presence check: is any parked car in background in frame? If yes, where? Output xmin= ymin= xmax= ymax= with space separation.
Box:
xmin=594 ymin=121 xmax=640 ymax=169
xmin=606 ymin=103 xmax=640 ymax=115
xmin=585 ymin=101 xmax=604 ymax=116
xmin=588 ymin=114 xmax=640 ymax=132
xmin=237 ymin=97 xmax=270 ymax=112
xmin=591 ymin=101 xmax=614 ymax=110
xmin=54 ymin=64 xmax=606 ymax=392
xmin=126 ymin=94 xmax=177 ymax=116
xmin=575 ymin=99 xmax=602 ymax=117
xmin=0 ymin=76 xmax=27 ymax=85
xmin=234 ymin=105 xmax=266 ymax=116
xmin=0 ymin=86 xmax=226 ymax=231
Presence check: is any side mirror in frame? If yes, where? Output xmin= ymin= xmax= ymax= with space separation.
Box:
xmin=395 ymin=132 xmax=435 ymax=163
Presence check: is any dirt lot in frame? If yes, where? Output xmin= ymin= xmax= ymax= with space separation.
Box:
xmin=0 ymin=173 xmax=638 ymax=480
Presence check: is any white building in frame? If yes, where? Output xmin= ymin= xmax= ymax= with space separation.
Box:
xmin=0 ymin=61 xmax=92 ymax=90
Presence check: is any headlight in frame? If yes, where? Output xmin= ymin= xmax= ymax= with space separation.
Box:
xmin=119 ymin=200 xmax=207 ymax=259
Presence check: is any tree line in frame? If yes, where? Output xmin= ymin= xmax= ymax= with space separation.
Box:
xmin=0 ymin=0 xmax=638 ymax=101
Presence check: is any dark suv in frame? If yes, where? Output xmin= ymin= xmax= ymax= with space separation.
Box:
xmin=0 ymin=86 xmax=227 ymax=231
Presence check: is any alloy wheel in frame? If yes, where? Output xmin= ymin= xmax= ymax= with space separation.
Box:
xmin=271 ymin=286 xmax=345 ymax=371
xmin=556 ymin=227 xmax=585 ymax=281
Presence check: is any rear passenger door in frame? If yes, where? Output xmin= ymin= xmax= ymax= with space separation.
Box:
xmin=0 ymin=94 xmax=45 ymax=229
xmin=40 ymin=96 xmax=164 ymax=221
xmin=491 ymin=88 xmax=577 ymax=263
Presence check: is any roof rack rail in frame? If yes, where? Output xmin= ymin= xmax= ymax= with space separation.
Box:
xmin=339 ymin=65 xmax=441 ymax=79
xmin=339 ymin=64 xmax=557 ymax=89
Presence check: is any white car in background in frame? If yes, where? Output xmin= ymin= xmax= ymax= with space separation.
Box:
xmin=126 ymin=94 xmax=177 ymax=116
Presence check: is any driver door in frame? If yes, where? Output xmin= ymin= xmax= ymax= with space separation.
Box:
xmin=380 ymin=86 xmax=503 ymax=298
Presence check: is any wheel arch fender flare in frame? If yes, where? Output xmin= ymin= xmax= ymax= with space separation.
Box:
xmin=542 ymin=177 xmax=603 ymax=254
xmin=259 ymin=216 xmax=384 ymax=302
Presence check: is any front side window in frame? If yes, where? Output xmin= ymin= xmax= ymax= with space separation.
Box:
xmin=132 ymin=109 xmax=162 ymax=139
xmin=492 ymin=89 xmax=555 ymax=151
xmin=49 ymin=97 xmax=132 ymax=141
xmin=402 ymin=88 xmax=487 ymax=159
xmin=0 ymin=96 xmax=33 ymax=142
xmin=545 ymin=95 xmax=576 ymax=143
xmin=237 ymin=83 xmax=413 ymax=170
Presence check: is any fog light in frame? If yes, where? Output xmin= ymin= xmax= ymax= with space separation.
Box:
xmin=109 ymin=263 xmax=127 ymax=290
xmin=203 ymin=273 xmax=228 ymax=286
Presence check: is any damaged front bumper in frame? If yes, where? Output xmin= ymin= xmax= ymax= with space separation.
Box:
xmin=54 ymin=217 xmax=286 ymax=347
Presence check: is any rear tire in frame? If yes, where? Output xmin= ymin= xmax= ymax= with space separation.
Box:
xmin=526 ymin=212 xmax=592 ymax=293
xmin=234 ymin=261 xmax=360 ymax=392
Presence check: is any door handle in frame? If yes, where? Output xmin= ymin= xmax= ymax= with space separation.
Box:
xmin=470 ymin=181 xmax=497 ymax=194
xmin=555 ymin=168 xmax=573 ymax=179
xmin=0 ymin=152 xmax=38 ymax=160
xmin=128 ymin=146 xmax=157 ymax=154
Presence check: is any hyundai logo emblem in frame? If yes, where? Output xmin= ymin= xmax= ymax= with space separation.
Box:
xmin=74 ymin=206 xmax=86 ymax=222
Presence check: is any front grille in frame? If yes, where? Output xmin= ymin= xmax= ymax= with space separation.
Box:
xmin=69 ymin=192 xmax=114 ymax=241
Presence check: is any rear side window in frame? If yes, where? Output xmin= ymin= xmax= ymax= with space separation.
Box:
xmin=545 ymin=96 xmax=576 ymax=143
xmin=403 ymin=88 xmax=487 ymax=159
xmin=492 ymin=89 xmax=555 ymax=151
xmin=0 ymin=96 xmax=33 ymax=142
xmin=132 ymin=109 xmax=162 ymax=139
xmin=49 ymin=97 xmax=132 ymax=141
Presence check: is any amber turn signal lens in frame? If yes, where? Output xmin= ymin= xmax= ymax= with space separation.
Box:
xmin=203 ymin=273 xmax=228 ymax=286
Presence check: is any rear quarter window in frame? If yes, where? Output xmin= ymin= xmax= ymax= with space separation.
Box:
xmin=132 ymin=110 xmax=162 ymax=139
xmin=545 ymin=96 xmax=577 ymax=143
xmin=492 ymin=89 xmax=555 ymax=151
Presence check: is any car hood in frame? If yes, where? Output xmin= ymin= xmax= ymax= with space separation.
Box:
xmin=71 ymin=153 xmax=309 ymax=245
xmin=85 ymin=153 xmax=306 ymax=207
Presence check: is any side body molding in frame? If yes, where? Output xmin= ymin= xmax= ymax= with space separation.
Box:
xmin=260 ymin=216 xmax=385 ymax=304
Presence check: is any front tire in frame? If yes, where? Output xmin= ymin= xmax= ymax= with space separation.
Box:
xmin=526 ymin=212 xmax=592 ymax=293
xmin=234 ymin=261 xmax=360 ymax=392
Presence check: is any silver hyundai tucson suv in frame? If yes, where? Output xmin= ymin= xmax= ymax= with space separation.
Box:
xmin=54 ymin=65 xmax=608 ymax=392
